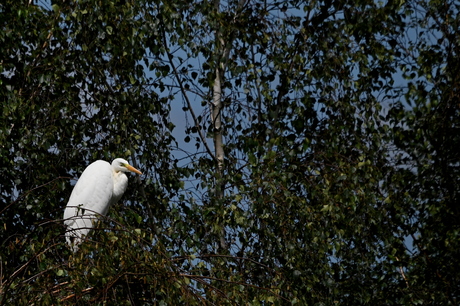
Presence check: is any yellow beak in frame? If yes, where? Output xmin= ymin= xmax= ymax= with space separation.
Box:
xmin=126 ymin=164 xmax=142 ymax=175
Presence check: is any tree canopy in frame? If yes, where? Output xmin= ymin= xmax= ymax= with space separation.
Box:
xmin=1 ymin=0 xmax=459 ymax=304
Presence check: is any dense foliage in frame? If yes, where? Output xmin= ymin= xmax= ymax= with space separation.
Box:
xmin=1 ymin=0 xmax=459 ymax=304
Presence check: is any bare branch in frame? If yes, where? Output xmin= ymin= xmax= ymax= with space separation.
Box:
xmin=157 ymin=17 xmax=216 ymax=162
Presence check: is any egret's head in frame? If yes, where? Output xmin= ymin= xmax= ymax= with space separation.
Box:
xmin=112 ymin=158 xmax=143 ymax=175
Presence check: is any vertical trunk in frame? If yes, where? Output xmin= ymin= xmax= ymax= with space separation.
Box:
xmin=212 ymin=0 xmax=228 ymax=250
xmin=211 ymin=0 xmax=246 ymax=251
xmin=212 ymin=66 xmax=227 ymax=250
xmin=212 ymin=68 xmax=225 ymax=173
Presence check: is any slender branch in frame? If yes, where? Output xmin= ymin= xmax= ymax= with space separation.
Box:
xmin=172 ymin=253 xmax=276 ymax=273
xmin=179 ymin=273 xmax=290 ymax=302
xmin=49 ymin=281 xmax=71 ymax=295
xmin=1 ymin=177 xmax=70 ymax=216
xmin=157 ymin=17 xmax=216 ymax=162
xmin=0 ymin=244 xmax=55 ymax=305
xmin=0 ymin=260 xmax=3 ymax=298
xmin=60 ymin=287 xmax=94 ymax=302
xmin=395 ymin=256 xmax=409 ymax=288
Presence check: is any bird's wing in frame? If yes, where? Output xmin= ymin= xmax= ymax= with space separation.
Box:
xmin=64 ymin=160 xmax=114 ymax=222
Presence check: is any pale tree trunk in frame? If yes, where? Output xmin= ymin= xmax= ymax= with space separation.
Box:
xmin=212 ymin=29 xmax=227 ymax=250
xmin=211 ymin=0 xmax=232 ymax=174
xmin=212 ymin=68 xmax=225 ymax=173
xmin=211 ymin=0 xmax=247 ymax=250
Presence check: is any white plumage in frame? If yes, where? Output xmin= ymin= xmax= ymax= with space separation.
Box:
xmin=63 ymin=158 xmax=142 ymax=252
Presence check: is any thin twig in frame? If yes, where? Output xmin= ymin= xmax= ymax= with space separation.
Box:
xmin=60 ymin=287 xmax=94 ymax=302
xmin=158 ymin=16 xmax=216 ymax=162
xmin=179 ymin=273 xmax=290 ymax=302
xmin=1 ymin=244 xmax=56 ymax=305
xmin=395 ymin=257 xmax=409 ymax=288
xmin=1 ymin=177 xmax=70 ymax=216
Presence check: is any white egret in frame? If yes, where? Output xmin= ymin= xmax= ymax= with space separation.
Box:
xmin=63 ymin=158 xmax=142 ymax=252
